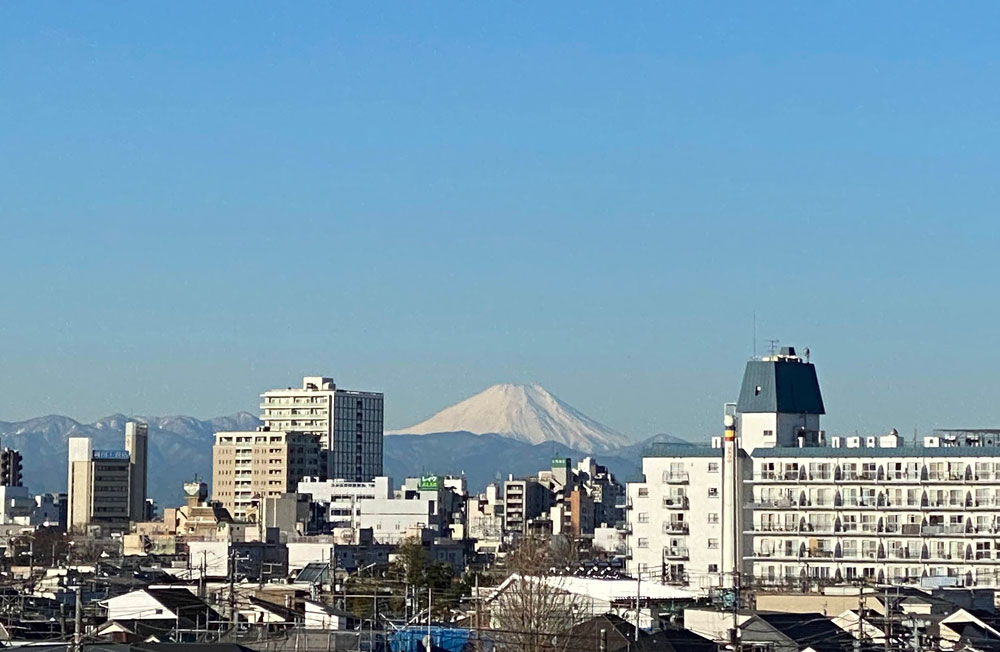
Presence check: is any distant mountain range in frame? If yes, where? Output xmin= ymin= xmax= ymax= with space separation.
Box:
xmin=0 ymin=413 xmax=260 ymax=507
xmin=0 ymin=384 xmax=696 ymax=507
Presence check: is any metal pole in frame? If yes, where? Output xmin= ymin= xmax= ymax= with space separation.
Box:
xmin=73 ymin=586 xmax=83 ymax=652
xmin=474 ymin=573 xmax=481 ymax=647
xmin=634 ymin=572 xmax=641 ymax=641
xmin=599 ymin=628 xmax=607 ymax=652
xmin=428 ymin=587 xmax=433 ymax=647
xmin=229 ymin=549 xmax=237 ymax=625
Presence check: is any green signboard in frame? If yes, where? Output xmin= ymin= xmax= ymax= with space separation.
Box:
xmin=551 ymin=458 xmax=569 ymax=468
xmin=419 ymin=475 xmax=440 ymax=491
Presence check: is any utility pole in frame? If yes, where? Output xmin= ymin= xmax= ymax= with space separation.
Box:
xmin=228 ymin=548 xmax=236 ymax=625
xmin=198 ymin=556 xmax=206 ymax=599
xmin=884 ymin=584 xmax=892 ymax=652
xmin=73 ymin=586 xmax=83 ymax=652
xmin=474 ymin=573 xmax=481 ymax=649
xmin=427 ymin=587 xmax=432 ymax=644
xmin=634 ymin=571 xmax=641 ymax=641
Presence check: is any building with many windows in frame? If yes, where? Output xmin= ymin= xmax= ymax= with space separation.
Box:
xmin=212 ymin=428 xmax=321 ymax=521
xmin=627 ymin=347 xmax=1000 ymax=593
xmin=66 ymin=424 xmax=148 ymax=533
xmin=748 ymin=434 xmax=1000 ymax=589
xmin=260 ymin=376 xmax=384 ymax=482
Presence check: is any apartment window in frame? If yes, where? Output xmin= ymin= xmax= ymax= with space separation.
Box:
xmin=708 ymin=462 xmax=719 ymax=473
xmin=708 ymin=564 xmax=719 ymax=573
xmin=637 ymin=538 xmax=649 ymax=549
xmin=637 ymin=488 xmax=649 ymax=498
xmin=707 ymin=513 xmax=719 ymax=524
xmin=638 ymin=512 xmax=649 ymax=524
xmin=708 ymin=487 xmax=719 ymax=498
xmin=763 ymin=429 xmax=774 ymax=439
xmin=707 ymin=538 xmax=719 ymax=549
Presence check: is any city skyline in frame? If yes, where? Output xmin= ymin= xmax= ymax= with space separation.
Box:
xmin=3 ymin=4 xmax=999 ymax=440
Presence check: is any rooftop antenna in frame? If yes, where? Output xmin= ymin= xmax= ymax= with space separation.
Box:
xmin=767 ymin=339 xmax=780 ymax=356
xmin=804 ymin=347 xmax=811 ymax=363
xmin=752 ymin=312 xmax=757 ymax=359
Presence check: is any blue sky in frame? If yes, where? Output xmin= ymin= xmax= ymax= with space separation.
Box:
xmin=1 ymin=3 xmax=999 ymax=441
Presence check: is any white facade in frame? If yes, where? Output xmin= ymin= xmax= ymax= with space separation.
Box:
xmin=261 ymin=376 xmax=384 ymax=482
xmin=298 ymin=476 xmax=393 ymax=528
xmin=626 ymin=450 xmax=733 ymax=590
xmin=358 ymin=496 xmax=439 ymax=544
xmin=102 ymin=588 xmax=197 ymax=622
xmin=0 ymin=486 xmax=33 ymax=525
xmin=287 ymin=541 xmax=335 ymax=572
xmin=747 ymin=444 xmax=1000 ymax=588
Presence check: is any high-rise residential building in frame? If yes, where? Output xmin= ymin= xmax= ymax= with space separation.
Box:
xmin=628 ymin=347 xmax=1000 ymax=593
xmin=260 ymin=376 xmax=384 ymax=482
xmin=67 ymin=430 xmax=147 ymax=533
xmin=125 ymin=422 xmax=148 ymax=523
xmin=212 ymin=428 xmax=322 ymax=521
xmin=0 ymin=447 xmax=23 ymax=486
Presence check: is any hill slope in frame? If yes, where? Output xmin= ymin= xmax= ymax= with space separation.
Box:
xmin=0 ymin=412 xmax=260 ymax=507
xmin=388 ymin=383 xmax=630 ymax=452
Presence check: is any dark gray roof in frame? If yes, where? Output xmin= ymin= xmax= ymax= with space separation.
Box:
xmin=642 ymin=443 xmax=722 ymax=458
xmin=737 ymin=359 xmax=825 ymax=415
xmin=754 ymin=612 xmax=856 ymax=652
xmin=145 ymin=588 xmax=220 ymax=624
xmin=752 ymin=445 xmax=1000 ymax=458
xmin=296 ymin=562 xmax=332 ymax=584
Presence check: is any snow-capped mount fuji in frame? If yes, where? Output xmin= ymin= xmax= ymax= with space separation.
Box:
xmin=387 ymin=383 xmax=631 ymax=452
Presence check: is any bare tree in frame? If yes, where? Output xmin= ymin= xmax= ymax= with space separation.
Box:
xmin=489 ymin=536 xmax=586 ymax=652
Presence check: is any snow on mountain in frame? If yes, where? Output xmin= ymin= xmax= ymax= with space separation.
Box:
xmin=0 ymin=412 xmax=260 ymax=508
xmin=387 ymin=383 xmax=631 ymax=452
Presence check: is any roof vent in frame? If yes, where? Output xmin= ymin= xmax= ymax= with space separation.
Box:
xmin=779 ymin=346 xmax=797 ymax=357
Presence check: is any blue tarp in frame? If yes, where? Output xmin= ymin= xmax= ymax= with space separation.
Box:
xmin=389 ymin=626 xmax=492 ymax=652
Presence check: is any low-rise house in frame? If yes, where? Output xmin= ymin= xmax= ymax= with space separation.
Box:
xmin=739 ymin=612 xmax=865 ymax=652
xmin=303 ymin=599 xmax=360 ymax=630
xmin=238 ymin=596 xmax=302 ymax=628
xmin=100 ymin=587 xmax=221 ymax=637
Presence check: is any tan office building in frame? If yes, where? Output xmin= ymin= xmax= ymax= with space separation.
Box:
xmin=67 ymin=424 xmax=148 ymax=533
xmin=212 ymin=428 xmax=321 ymax=521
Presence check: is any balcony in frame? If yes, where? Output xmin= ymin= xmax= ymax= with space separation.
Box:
xmin=662 ymin=522 xmax=689 ymax=534
xmin=922 ymin=525 xmax=967 ymax=536
xmin=662 ymin=472 xmax=689 ymax=484
xmin=662 ymin=496 xmax=689 ymax=509
xmin=749 ymin=498 xmax=798 ymax=509
xmin=663 ymin=547 xmax=689 ymax=560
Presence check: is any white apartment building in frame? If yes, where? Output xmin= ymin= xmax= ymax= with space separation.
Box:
xmin=299 ymin=474 xmax=466 ymax=544
xmin=298 ymin=476 xmax=394 ymax=528
xmin=626 ymin=448 xmax=732 ymax=590
xmin=748 ymin=435 xmax=1000 ymax=589
xmin=260 ymin=376 xmax=384 ymax=482
xmin=626 ymin=346 xmax=1000 ymax=593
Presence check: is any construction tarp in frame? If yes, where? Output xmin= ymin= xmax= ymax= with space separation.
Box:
xmin=389 ymin=626 xmax=492 ymax=652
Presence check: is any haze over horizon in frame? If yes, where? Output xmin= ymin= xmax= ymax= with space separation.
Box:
xmin=2 ymin=4 xmax=999 ymax=441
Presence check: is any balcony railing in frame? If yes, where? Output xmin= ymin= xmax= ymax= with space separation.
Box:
xmin=663 ymin=546 xmax=689 ymax=559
